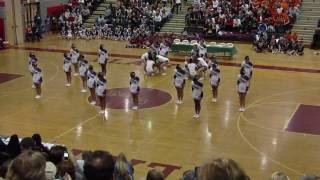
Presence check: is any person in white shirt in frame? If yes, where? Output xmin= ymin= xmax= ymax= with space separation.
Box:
xmin=63 ymin=53 xmax=72 ymax=87
xmin=96 ymin=72 xmax=107 ymax=114
xmin=187 ymin=57 xmax=198 ymax=79
xmin=28 ymin=52 xmax=38 ymax=88
xmin=240 ymin=56 xmax=253 ymax=90
xmin=70 ymin=44 xmax=80 ymax=76
xmin=98 ymin=44 xmax=108 ymax=76
xmin=155 ymin=53 xmax=169 ymax=76
xmin=79 ymin=55 xmax=89 ymax=92
xmin=209 ymin=64 xmax=220 ymax=102
xmin=31 ymin=62 xmax=42 ymax=99
xmin=159 ymin=42 xmax=169 ymax=57
xmin=196 ymin=56 xmax=208 ymax=80
xmin=192 ymin=76 xmax=203 ymax=118
xmin=129 ymin=72 xmax=140 ymax=110
xmin=146 ymin=58 xmax=155 ymax=76
xmin=237 ymin=68 xmax=250 ymax=112
xmin=176 ymin=0 xmax=182 ymax=13
xmin=87 ymin=65 xmax=97 ymax=105
xmin=173 ymin=65 xmax=186 ymax=104
xmin=197 ymin=40 xmax=207 ymax=58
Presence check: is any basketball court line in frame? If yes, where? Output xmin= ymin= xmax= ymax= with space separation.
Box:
xmin=0 ymin=57 xmax=60 ymax=96
xmin=283 ymin=103 xmax=301 ymax=130
xmin=12 ymin=46 xmax=320 ymax=74
xmin=237 ymin=115 xmax=305 ymax=176
xmin=236 ymin=87 xmax=320 ymax=176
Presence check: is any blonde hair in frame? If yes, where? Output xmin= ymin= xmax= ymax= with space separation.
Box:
xmin=6 ymin=150 xmax=46 ymax=180
xmin=115 ymin=153 xmax=129 ymax=177
xmin=270 ymin=172 xmax=290 ymax=180
xmin=199 ymin=158 xmax=250 ymax=180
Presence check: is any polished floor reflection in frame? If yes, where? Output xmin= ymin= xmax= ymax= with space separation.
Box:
xmin=0 ymin=35 xmax=320 ymax=179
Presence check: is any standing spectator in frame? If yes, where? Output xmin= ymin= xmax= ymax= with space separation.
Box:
xmin=146 ymin=169 xmax=164 ymax=180
xmin=114 ymin=153 xmax=134 ymax=180
xmin=6 ymin=135 xmax=20 ymax=158
xmin=6 ymin=151 xmax=47 ymax=180
xmin=84 ymin=150 xmax=115 ymax=180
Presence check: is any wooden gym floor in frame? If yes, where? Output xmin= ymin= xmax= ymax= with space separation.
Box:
xmin=0 ymin=34 xmax=320 ymax=179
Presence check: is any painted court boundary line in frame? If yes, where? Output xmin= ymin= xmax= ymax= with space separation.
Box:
xmin=12 ymin=46 xmax=320 ymax=74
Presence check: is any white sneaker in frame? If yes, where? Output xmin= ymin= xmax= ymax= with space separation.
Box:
xmin=99 ymin=110 xmax=105 ymax=114
xmin=212 ymin=98 xmax=217 ymax=103
xmin=132 ymin=106 xmax=138 ymax=110
xmin=193 ymin=114 xmax=200 ymax=118
xmin=66 ymin=83 xmax=71 ymax=87
xmin=90 ymin=101 xmax=96 ymax=105
xmin=73 ymin=73 xmax=79 ymax=76
xmin=161 ymin=73 xmax=167 ymax=76
xmin=239 ymin=108 xmax=245 ymax=112
xmin=178 ymin=100 xmax=183 ymax=104
xmin=32 ymin=84 xmax=36 ymax=88
xmin=199 ymin=77 xmax=204 ymax=81
xmin=34 ymin=95 xmax=41 ymax=99
xmin=176 ymin=100 xmax=180 ymax=104
xmin=81 ymin=89 xmax=87 ymax=93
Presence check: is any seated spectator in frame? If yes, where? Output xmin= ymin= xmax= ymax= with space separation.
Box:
xmin=114 ymin=153 xmax=134 ymax=180
xmin=32 ymin=133 xmax=49 ymax=153
xmin=57 ymin=159 xmax=76 ymax=180
xmin=198 ymin=158 xmax=250 ymax=180
xmin=20 ymin=137 xmax=35 ymax=152
xmin=6 ymin=135 xmax=20 ymax=158
xmin=0 ymin=154 xmax=11 ymax=180
xmin=0 ymin=139 xmax=6 ymax=153
xmin=6 ymin=151 xmax=46 ymax=180
xmin=84 ymin=150 xmax=115 ymax=180
xmin=146 ymin=169 xmax=164 ymax=180
xmin=270 ymin=171 xmax=290 ymax=180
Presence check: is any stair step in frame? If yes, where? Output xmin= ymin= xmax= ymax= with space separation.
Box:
xmin=294 ymin=24 xmax=317 ymax=28
xmin=298 ymin=16 xmax=319 ymax=20
xmin=93 ymin=11 xmax=106 ymax=15
xmin=96 ymin=7 xmax=106 ymax=11
xmin=299 ymin=11 xmax=320 ymax=16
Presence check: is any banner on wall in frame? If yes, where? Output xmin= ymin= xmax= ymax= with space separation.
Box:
xmin=0 ymin=18 xmax=4 ymax=40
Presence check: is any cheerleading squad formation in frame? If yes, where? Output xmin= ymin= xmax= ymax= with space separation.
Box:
xmin=27 ymin=41 xmax=253 ymax=118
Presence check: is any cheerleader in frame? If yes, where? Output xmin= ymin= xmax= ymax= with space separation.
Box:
xmin=63 ymin=53 xmax=72 ymax=86
xmin=31 ymin=62 xmax=42 ymax=99
xmin=187 ymin=57 xmax=198 ymax=79
xmin=173 ymin=65 xmax=186 ymax=104
xmin=28 ymin=52 xmax=38 ymax=88
xmin=241 ymin=56 xmax=253 ymax=84
xmin=96 ymin=72 xmax=107 ymax=113
xmin=198 ymin=40 xmax=207 ymax=58
xmin=141 ymin=49 xmax=152 ymax=73
xmin=129 ymin=72 xmax=140 ymax=110
xmin=67 ymin=28 xmax=73 ymax=40
xmin=208 ymin=56 xmax=219 ymax=70
xmin=237 ymin=68 xmax=250 ymax=112
xmin=98 ymin=44 xmax=108 ymax=76
xmin=79 ymin=55 xmax=89 ymax=92
xmin=70 ymin=44 xmax=80 ymax=76
xmin=192 ymin=76 xmax=203 ymax=118
xmin=209 ymin=64 xmax=220 ymax=102
xmin=155 ymin=54 xmax=169 ymax=76
xmin=196 ymin=56 xmax=209 ymax=80
xmin=87 ymin=65 xmax=97 ymax=105
xmin=159 ymin=41 xmax=169 ymax=57
xmin=146 ymin=58 xmax=155 ymax=76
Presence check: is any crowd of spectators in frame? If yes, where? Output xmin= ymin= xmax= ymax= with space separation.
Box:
xmin=1 ymin=133 xmax=320 ymax=180
xmin=59 ymin=0 xmax=172 ymax=41
xmin=254 ymin=29 xmax=304 ymax=55
xmin=184 ymin=0 xmax=300 ymax=40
